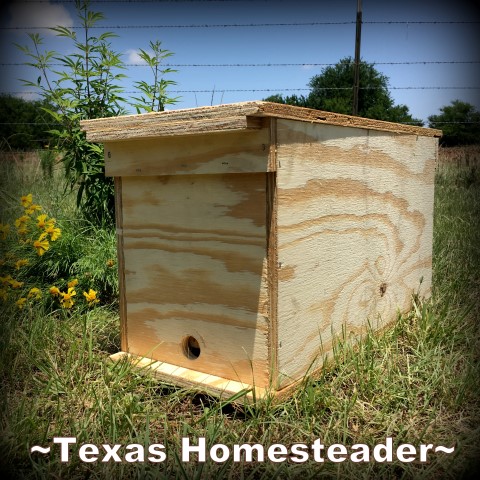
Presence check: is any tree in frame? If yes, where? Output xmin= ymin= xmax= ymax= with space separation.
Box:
xmin=16 ymin=0 xmax=178 ymax=225
xmin=0 ymin=95 xmax=55 ymax=151
xmin=265 ymin=57 xmax=422 ymax=125
xmin=263 ymin=93 xmax=309 ymax=108
xmin=428 ymin=100 xmax=480 ymax=146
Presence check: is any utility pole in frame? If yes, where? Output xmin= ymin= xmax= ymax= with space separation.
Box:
xmin=352 ymin=0 xmax=362 ymax=116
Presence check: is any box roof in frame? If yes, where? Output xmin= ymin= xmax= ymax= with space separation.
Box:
xmin=80 ymin=100 xmax=442 ymax=142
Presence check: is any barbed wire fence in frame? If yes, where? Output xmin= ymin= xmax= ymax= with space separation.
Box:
xmin=1 ymin=17 xmax=479 ymax=131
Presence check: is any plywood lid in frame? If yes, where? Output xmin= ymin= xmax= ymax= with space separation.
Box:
xmin=80 ymin=100 xmax=442 ymax=142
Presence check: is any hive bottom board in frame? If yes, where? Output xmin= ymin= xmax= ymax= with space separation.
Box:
xmin=109 ymin=351 xmax=303 ymax=403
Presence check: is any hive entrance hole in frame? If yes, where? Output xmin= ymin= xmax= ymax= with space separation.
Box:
xmin=182 ymin=336 xmax=201 ymax=359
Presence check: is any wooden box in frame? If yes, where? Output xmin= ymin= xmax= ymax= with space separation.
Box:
xmin=81 ymin=101 xmax=441 ymax=400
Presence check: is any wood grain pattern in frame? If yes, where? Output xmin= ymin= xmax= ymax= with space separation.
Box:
xmin=82 ymin=114 xmax=265 ymax=142
xmin=103 ymin=129 xmax=270 ymax=177
xmin=110 ymin=352 xmax=267 ymax=401
xmin=89 ymin=103 xmax=439 ymax=399
xmin=81 ymin=101 xmax=442 ymax=143
xmin=120 ymin=173 xmax=271 ymax=386
xmin=274 ymin=119 xmax=437 ymax=388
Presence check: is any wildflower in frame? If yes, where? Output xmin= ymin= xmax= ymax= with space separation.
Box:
xmin=15 ymin=259 xmax=29 ymax=270
xmin=25 ymin=204 xmax=42 ymax=215
xmin=37 ymin=214 xmax=48 ymax=229
xmin=83 ymin=289 xmax=99 ymax=305
xmin=68 ymin=279 xmax=78 ymax=288
xmin=33 ymin=233 xmax=50 ymax=256
xmin=9 ymin=279 xmax=24 ymax=289
xmin=0 ymin=223 xmax=10 ymax=240
xmin=106 ymin=259 xmax=115 ymax=268
xmin=45 ymin=225 xmax=61 ymax=241
xmin=0 ymin=275 xmax=13 ymax=286
xmin=16 ymin=297 xmax=27 ymax=309
xmin=28 ymin=287 xmax=42 ymax=300
xmin=15 ymin=215 xmax=30 ymax=228
xmin=20 ymin=194 xmax=32 ymax=208
xmin=59 ymin=287 xmax=76 ymax=309
xmin=17 ymin=225 xmax=29 ymax=236
xmin=0 ymin=288 xmax=8 ymax=301
xmin=49 ymin=286 xmax=60 ymax=296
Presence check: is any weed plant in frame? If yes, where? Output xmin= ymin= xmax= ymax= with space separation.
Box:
xmin=0 ymin=152 xmax=479 ymax=479
xmin=0 ymin=160 xmax=118 ymax=310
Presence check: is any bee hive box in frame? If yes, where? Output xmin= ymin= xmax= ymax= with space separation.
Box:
xmin=81 ymin=101 xmax=441 ymax=400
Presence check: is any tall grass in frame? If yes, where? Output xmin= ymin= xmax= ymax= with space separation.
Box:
xmin=0 ymin=150 xmax=479 ymax=479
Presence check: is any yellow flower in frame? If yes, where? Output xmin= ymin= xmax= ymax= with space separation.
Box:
xmin=33 ymin=234 xmax=50 ymax=256
xmin=15 ymin=259 xmax=29 ymax=270
xmin=37 ymin=214 xmax=47 ymax=228
xmin=0 ymin=275 xmax=13 ymax=286
xmin=45 ymin=225 xmax=61 ymax=241
xmin=60 ymin=287 xmax=76 ymax=309
xmin=16 ymin=297 xmax=27 ymax=309
xmin=83 ymin=289 xmax=99 ymax=305
xmin=15 ymin=215 xmax=30 ymax=228
xmin=28 ymin=287 xmax=42 ymax=300
xmin=0 ymin=223 xmax=10 ymax=240
xmin=25 ymin=204 xmax=42 ymax=215
xmin=49 ymin=286 xmax=60 ymax=296
xmin=68 ymin=279 xmax=78 ymax=288
xmin=17 ymin=225 xmax=28 ymax=238
xmin=0 ymin=288 xmax=8 ymax=301
xmin=36 ymin=214 xmax=54 ymax=229
xmin=9 ymin=279 xmax=24 ymax=289
xmin=20 ymin=194 xmax=33 ymax=208
xmin=106 ymin=259 xmax=115 ymax=268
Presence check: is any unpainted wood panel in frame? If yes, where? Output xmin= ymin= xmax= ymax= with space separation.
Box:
xmin=121 ymin=173 xmax=271 ymax=386
xmin=275 ymin=119 xmax=437 ymax=388
xmin=80 ymin=101 xmax=441 ymax=143
xmin=104 ymin=129 xmax=270 ymax=177
xmin=110 ymin=352 xmax=267 ymax=401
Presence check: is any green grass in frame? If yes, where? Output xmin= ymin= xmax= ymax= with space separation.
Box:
xmin=0 ymin=150 xmax=479 ymax=479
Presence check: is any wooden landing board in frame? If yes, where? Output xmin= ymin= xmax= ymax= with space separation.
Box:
xmin=110 ymin=352 xmax=267 ymax=401
xmin=119 ymin=173 xmax=272 ymax=387
xmin=274 ymin=119 xmax=437 ymax=388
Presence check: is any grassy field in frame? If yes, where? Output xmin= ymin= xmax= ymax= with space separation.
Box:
xmin=0 ymin=147 xmax=479 ymax=479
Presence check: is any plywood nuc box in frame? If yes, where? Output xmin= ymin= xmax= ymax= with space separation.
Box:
xmin=81 ymin=101 xmax=441 ymax=401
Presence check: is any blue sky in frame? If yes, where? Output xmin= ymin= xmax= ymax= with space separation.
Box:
xmin=0 ymin=0 xmax=479 ymax=123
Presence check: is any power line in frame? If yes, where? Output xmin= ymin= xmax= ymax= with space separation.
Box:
xmin=2 ymin=20 xmax=480 ymax=30
xmin=2 ymin=22 xmax=354 ymax=29
xmin=3 ymin=60 xmax=479 ymax=67
xmin=4 ymin=86 xmax=479 ymax=95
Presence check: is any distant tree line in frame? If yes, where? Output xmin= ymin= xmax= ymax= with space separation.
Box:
xmin=2 ymin=57 xmax=479 ymax=150
xmin=0 ymin=94 xmax=56 ymax=151
xmin=428 ymin=100 xmax=480 ymax=146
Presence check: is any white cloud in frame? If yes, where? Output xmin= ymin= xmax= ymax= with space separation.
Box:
xmin=14 ymin=90 xmax=41 ymax=101
xmin=7 ymin=0 xmax=73 ymax=34
xmin=301 ymin=64 xmax=316 ymax=71
xmin=125 ymin=49 xmax=148 ymax=65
